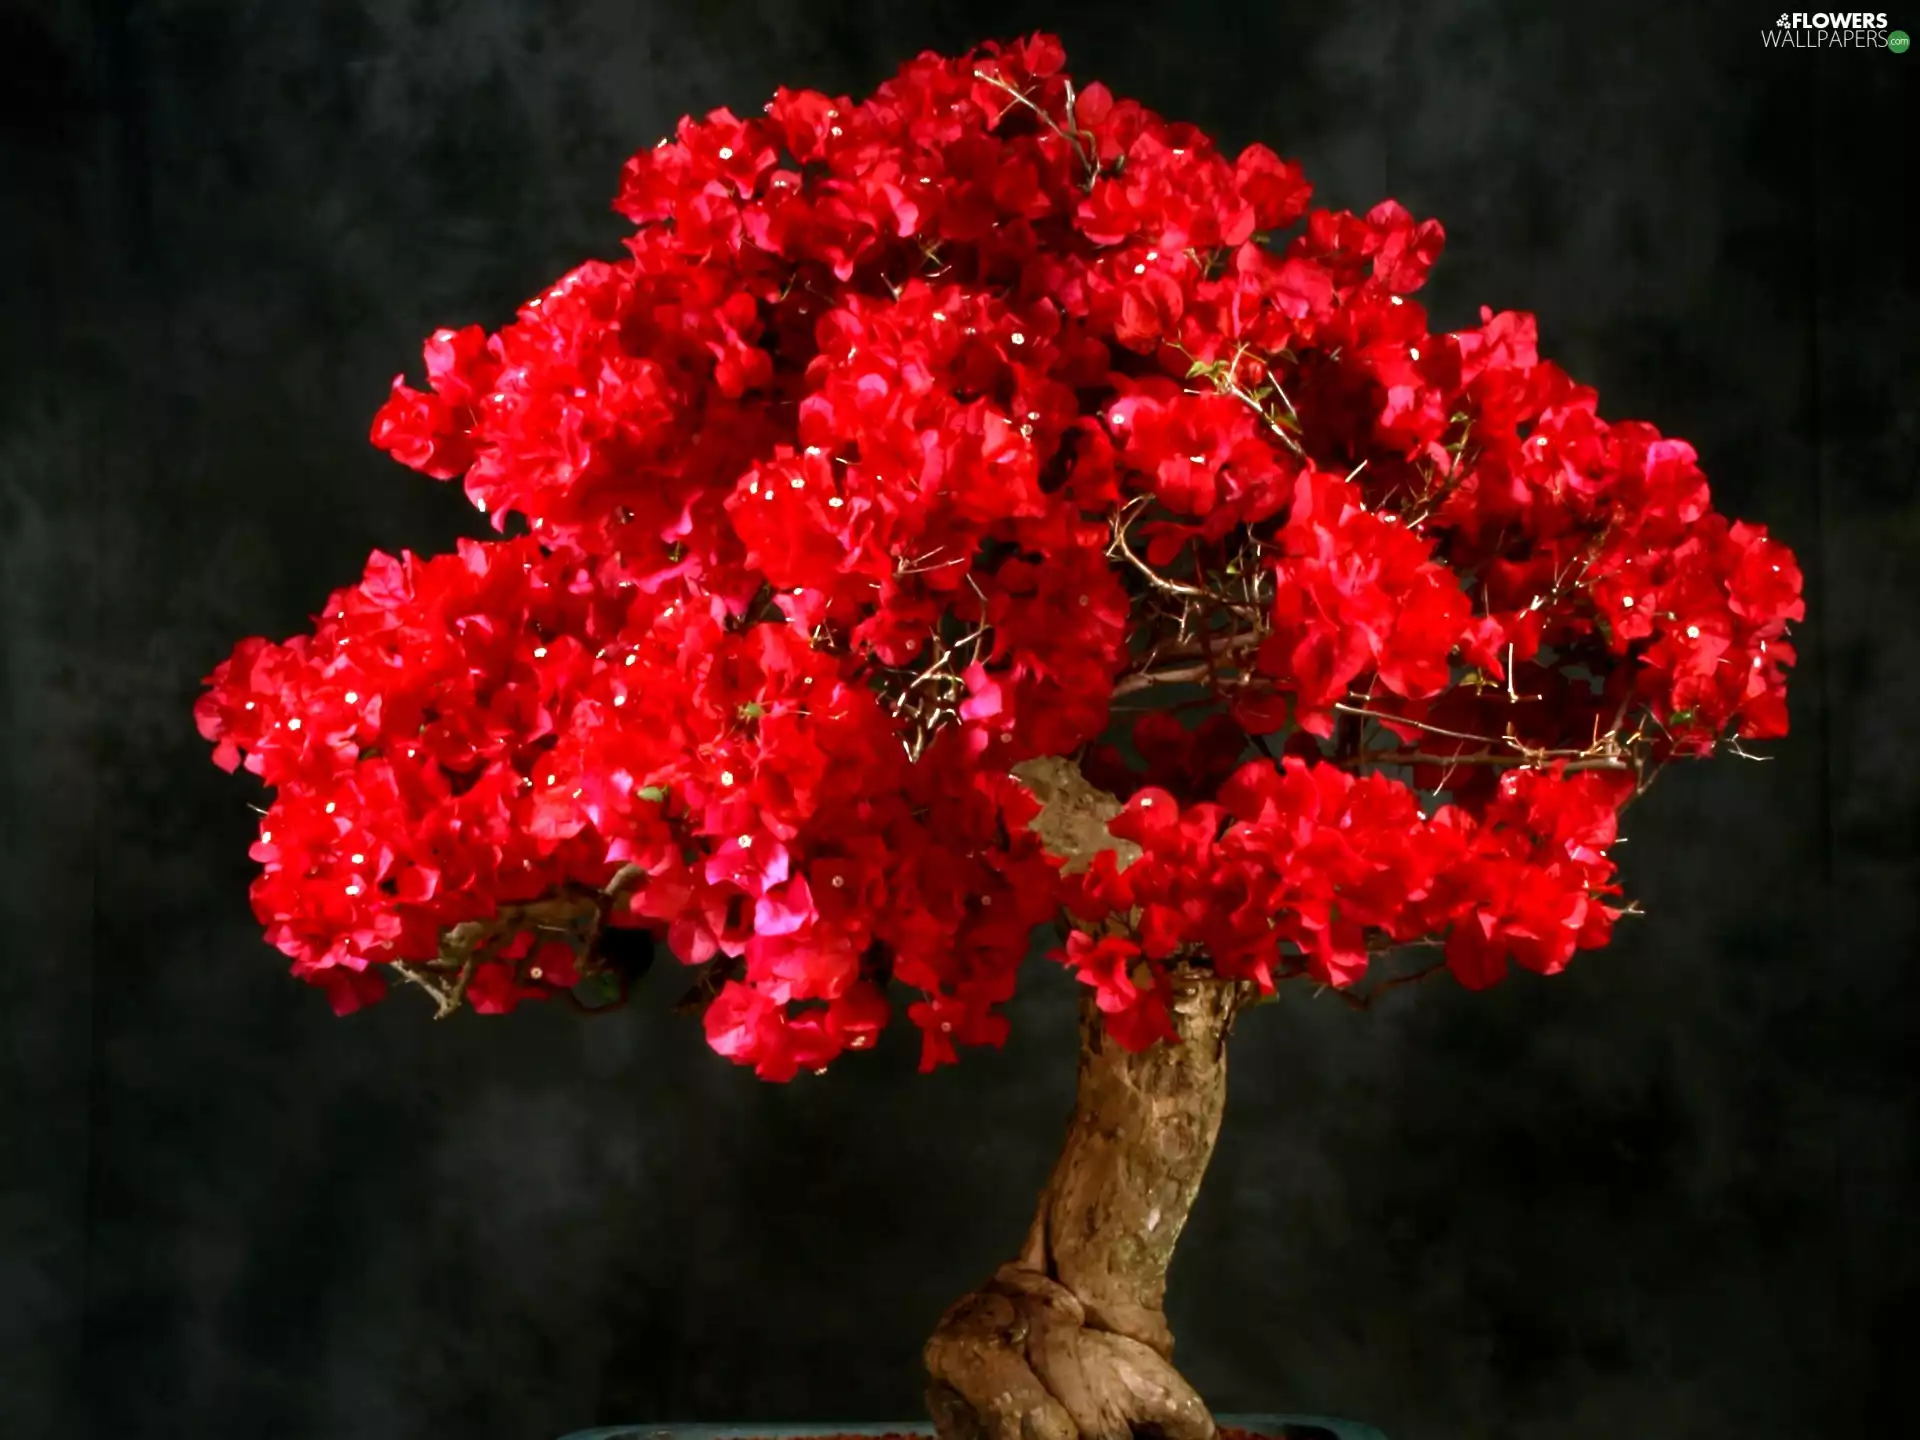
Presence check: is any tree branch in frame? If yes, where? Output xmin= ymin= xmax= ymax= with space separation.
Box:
xmin=1361 ymin=749 xmax=1631 ymax=773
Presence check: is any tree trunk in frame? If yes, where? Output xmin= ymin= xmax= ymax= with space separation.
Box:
xmin=924 ymin=970 xmax=1246 ymax=1440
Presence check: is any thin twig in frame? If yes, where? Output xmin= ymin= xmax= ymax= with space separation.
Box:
xmin=971 ymin=68 xmax=1098 ymax=187
xmin=1361 ymin=749 xmax=1631 ymax=773
xmin=1332 ymin=702 xmax=1502 ymax=746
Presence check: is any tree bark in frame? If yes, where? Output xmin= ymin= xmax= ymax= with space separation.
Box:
xmin=924 ymin=970 xmax=1246 ymax=1440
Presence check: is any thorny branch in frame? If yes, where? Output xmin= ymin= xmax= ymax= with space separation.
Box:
xmin=856 ymin=331 xmax=1678 ymax=795
xmin=870 ymin=572 xmax=996 ymax=762
xmin=1233 ymin=942 xmax=1451 ymax=1013
xmin=970 ymin=68 xmax=1100 ymax=190
xmin=1321 ymin=956 xmax=1451 ymax=1011
xmin=1102 ymin=487 xmax=1668 ymax=794
xmin=390 ymin=863 xmax=647 ymax=1018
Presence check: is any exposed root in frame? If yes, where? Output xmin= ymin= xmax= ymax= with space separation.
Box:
xmin=924 ymin=1263 xmax=1214 ymax=1440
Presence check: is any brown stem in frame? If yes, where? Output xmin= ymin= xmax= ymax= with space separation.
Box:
xmin=1110 ymin=663 xmax=1223 ymax=698
xmin=1360 ymin=749 xmax=1631 ymax=773
xmin=925 ymin=972 xmax=1245 ymax=1440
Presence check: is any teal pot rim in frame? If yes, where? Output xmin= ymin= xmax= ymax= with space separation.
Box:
xmin=561 ymin=1416 xmax=1388 ymax=1440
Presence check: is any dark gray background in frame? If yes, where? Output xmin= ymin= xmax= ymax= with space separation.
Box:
xmin=3 ymin=2 xmax=1914 ymax=1437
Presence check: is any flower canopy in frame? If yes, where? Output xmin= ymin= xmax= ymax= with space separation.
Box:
xmin=200 ymin=35 xmax=1803 ymax=1079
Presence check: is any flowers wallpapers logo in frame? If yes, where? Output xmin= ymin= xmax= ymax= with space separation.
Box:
xmin=1765 ymin=10 xmax=1905 ymax=43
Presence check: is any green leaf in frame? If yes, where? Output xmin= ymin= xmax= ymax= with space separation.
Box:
xmin=571 ymin=971 xmax=622 ymax=1008
xmin=738 ymin=701 xmax=766 ymax=720
xmin=637 ymin=785 xmax=668 ymax=803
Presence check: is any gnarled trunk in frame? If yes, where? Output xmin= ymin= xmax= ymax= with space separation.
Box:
xmin=925 ymin=971 xmax=1246 ymax=1440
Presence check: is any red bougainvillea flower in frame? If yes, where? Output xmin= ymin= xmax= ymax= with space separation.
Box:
xmin=201 ymin=33 xmax=1801 ymax=1077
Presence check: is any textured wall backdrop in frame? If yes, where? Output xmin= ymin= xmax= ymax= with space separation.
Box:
xmin=2 ymin=2 xmax=1914 ymax=1438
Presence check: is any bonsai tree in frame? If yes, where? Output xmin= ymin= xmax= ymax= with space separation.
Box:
xmin=198 ymin=35 xmax=1804 ymax=1440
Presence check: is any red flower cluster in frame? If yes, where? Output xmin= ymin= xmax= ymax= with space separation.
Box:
xmin=1057 ymin=759 xmax=1631 ymax=1046
xmin=201 ymin=34 xmax=1801 ymax=1078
